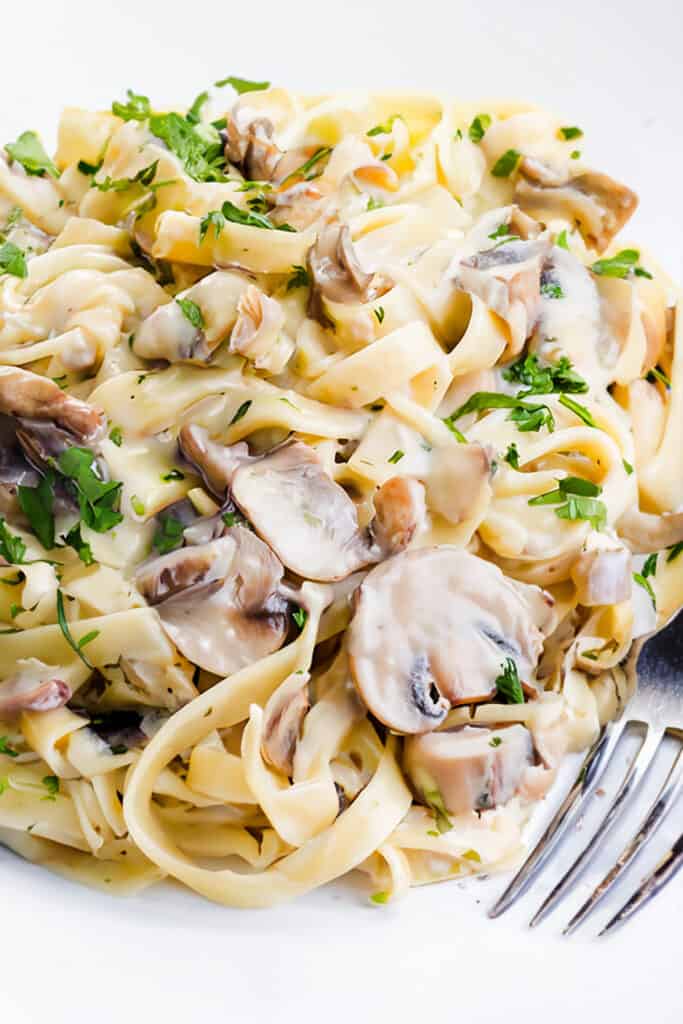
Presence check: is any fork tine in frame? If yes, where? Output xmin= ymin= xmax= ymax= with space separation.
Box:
xmin=598 ymin=831 xmax=683 ymax=937
xmin=528 ymin=726 xmax=663 ymax=928
xmin=564 ymin=745 xmax=683 ymax=935
xmin=488 ymin=718 xmax=625 ymax=919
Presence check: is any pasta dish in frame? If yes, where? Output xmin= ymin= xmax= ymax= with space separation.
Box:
xmin=0 ymin=80 xmax=681 ymax=907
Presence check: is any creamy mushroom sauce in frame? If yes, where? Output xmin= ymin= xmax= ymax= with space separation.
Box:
xmin=0 ymin=84 xmax=681 ymax=909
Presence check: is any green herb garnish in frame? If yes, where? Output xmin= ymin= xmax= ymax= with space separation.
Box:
xmin=491 ymin=149 xmax=521 ymax=177
xmin=286 ymin=265 xmax=310 ymax=291
xmin=63 ymin=522 xmax=94 ymax=566
xmin=450 ymin=391 xmax=555 ymax=434
xmin=176 ymin=297 xmax=205 ymax=330
xmin=590 ymin=249 xmax=651 ymax=280
xmin=109 ymin=426 xmax=123 ymax=447
xmin=374 ymin=306 xmax=385 ymax=324
xmin=292 ymin=607 xmax=307 ymax=630
xmin=666 ymin=542 xmax=683 ymax=563
xmin=153 ymin=514 xmax=185 ymax=555
xmin=559 ymin=126 xmax=583 ymax=140
xmin=112 ymin=89 xmax=151 ymax=122
xmin=56 ymin=589 xmax=98 ymax=668
xmin=528 ymin=476 xmax=606 ymax=530
xmin=633 ymin=572 xmax=656 ymax=609
xmin=6 ymin=131 xmax=59 ymax=178
xmin=558 ymin=393 xmax=597 ymax=427
xmin=0 ymin=241 xmax=27 ymax=279
xmin=556 ymin=228 xmax=570 ymax=250
xmin=230 ymin=400 xmax=252 ymax=425
xmin=367 ymin=115 xmax=400 ymax=137
xmin=541 ymin=281 xmax=565 ymax=299
xmin=503 ymin=443 xmax=520 ymax=469
xmin=17 ymin=470 xmax=55 ymax=550
xmin=214 ymin=76 xmax=270 ymax=94
xmin=0 ymin=737 xmax=19 ymax=758
xmin=503 ymin=353 xmax=588 ymax=397
xmin=423 ymin=787 xmax=453 ymax=834
xmin=468 ymin=114 xmax=491 ymax=143
xmin=0 ymin=518 xmax=27 ymax=565
xmin=387 ymin=449 xmax=404 ymax=464
xmin=495 ymin=658 xmax=524 ymax=704
xmin=57 ymin=448 xmax=123 ymax=533
xmin=161 ymin=469 xmax=185 ymax=482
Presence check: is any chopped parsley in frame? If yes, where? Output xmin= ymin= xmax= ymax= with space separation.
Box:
xmin=149 ymin=112 xmax=227 ymax=183
xmin=0 ymin=241 xmax=27 ymax=279
xmin=468 ymin=113 xmax=492 ymax=143
xmin=280 ymin=146 xmax=332 ymax=186
xmin=5 ymin=131 xmax=59 ymax=178
xmin=633 ymin=572 xmax=656 ymax=609
xmin=442 ymin=416 xmax=467 ymax=442
xmin=214 ymin=76 xmax=271 ymax=94
xmin=642 ymin=553 xmax=658 ymax=578
xmin=42 ymin=775 xmax=60 ymax=800
xmin=559 ymin=126 xmax=583 ymax=140
xmin=112 ymin=89 xmax=151 ymax=121
xmin=63 ymin=522 xmax=94 ymax=566
xmin=491 ymin=149 xmax=521 ymax=178
xmin=503 ymin=443 xmax=520 ymax=469
xmin=488 ymin=222 xmax=513 ymax=241
xmin=199 ymin=200 xmax=293 ymax=241
xmin=176 ymin=297 xmax=205 ymax=330
xmin=130 ymin=495 xmax=145 ymax=516
xmin=17 ymin=470 xmax=55 ymax=550
xmin=528 ymin=476 xmax=607 ymax=530
xmin=374 ymin=306 xmax=385 ymax=324
xmin=423 ymin=787 xmax=453 ymax=834
xmin=186 ymin=91 xmax=209 ymax=125
xmin=387 ymin=449 xmax=405 ymax=464
xmin=292 ymin=607 xmax=307 ymax=630
xmin=556 ymin=228 xmax=570 ymax=250
xmin=558 ymin=393 xmax=597 ymax=427
xmin=503 ymin=353 xmax=588 ymax=397
xmin=449 ymin=391 xmax=555 ymax=434
xmin=622 ymin=458 xmax=634 ymax=475
xmin=90 ymin=159 xmax=163 ymax=193
xmin=57 ymin=448 xmax=123 ymax=533
xmin=230 ymin=400 xmax=252 ymax=425
xmin=666 ymin=542 xmax=683 ymax=564
xmin=646 ymin=365 xmax=671 ymax=389
xmin=109 ymin=426 xmax=123 ymax=447
xmin=0 ymin=518 xmax=27 ymax=565
xmin=286 ymin=265 xmax=310 ymax=291
xmin=495 ymin=658 xmax=525 ymax=704
xmin=571 ymin=150 xmax=581 ymax=160
xmin=367 ymin=196 xmax=384 ymax=211
xmin=540 ymin=281 xmax=565 ymax=299
xmin=0 ymin=737 xmax=19 ymax=758
xmin=222 ymin=510 xmax=248 ymax=529
xmin=590 ymin=249 xmax=651 ymax=280
xmin=370 ymin=891 xmax=390 ymax=905
xmin=367 ymin=115 xmax=400 ymax=137
xmin=489 ymin=736 xmax=503 ymax=748
xmin=56 ymin=589 xmax=98 ymax=669
xmin=161 ymin=469 xmax=185 ymax=482
xmin=153 ymin=514 xmax=185 ymax=555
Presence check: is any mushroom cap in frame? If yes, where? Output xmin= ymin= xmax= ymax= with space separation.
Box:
xmin=261 ymin=670 xmax=311 ymax=776
xmin=404 ymin=723 xmax=535 ymax=815
xmin=348 ymin=547 xmax=554 ymax=734
xmin=230 ymin=440 xmax=375 ymax=582
xmin=571 ymin=545 xmax=632 ymax=606
xmin=135 ymin=528 xmax=288 ymax=676
xmin=371 ymin=476 xmax=426 ymax=556
xmin=0 ymin=659 xmax=71 ymax=717
xmin=178 ymin=423 xmax=252 ymax=498
xmin=0 ymin=366 xmax=103 ymax=442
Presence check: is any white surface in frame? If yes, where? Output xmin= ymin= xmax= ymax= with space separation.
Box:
xmin=2 ymin=0 xmax=683 ymax=1020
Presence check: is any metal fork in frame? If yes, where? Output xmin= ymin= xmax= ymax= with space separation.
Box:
xmin=488 ymin=609 xmax=683 ymax=936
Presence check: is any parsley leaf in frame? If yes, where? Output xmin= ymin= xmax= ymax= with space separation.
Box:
xmin=558 ymin=393 xmax=597 ymax=426
xmin=56 ymin=589 xmax=97 ymax=668
xmin=286 ymin=265 xmax=310 ymax=291
xmin=495 ymin=658 xmax=525 ymax=704
xmin=57 ymin=448 xmax=123 ymax=533
xmin=387 ymin=449 xmax=404 ymax=464
xmin=489 ymin=736 xmax=503 ymax=748
xmin=63 ymin=522 xmax=94 ymax=566
xmin=370 ymin=891 xmax=390 ymax=905
xmin=280 ymin=147 xmax=332 ymax=186
xmin=109 ymin=426 xmax=123 ymax=447
xmin=590 ymin=249 xmax=651 ymax=280
xmin=0 ymin=518 xmax=27 ymax=564
xmin=622 ymin=458 xmax=634 ymax=475
xmin=642 ymin=552 xmax=658 ymax=578
xmin=666 ymin=542 xmax=683 ymax=564
xmin=214 ymin=76 xmax=270 ymax=94
xmin=491 ymin=149 xmax=521 ymax=178
xmin=230 ymin=400 xmax=252 ymax=425
xmin=0 ymin=737 xmax=19 ymax=758
xmin=367 ymin=115 xmax=400 ymax=137
xmin=153 ymin=514 xmax=185 ymax=555
xmin=90 ymin=159 xmax=160 ymax=193
xmin=17 ymin=471 xmax=55 ymax=550
xmin=0 ymin=241 xmax=27 ymax=279
xmin=161 ymin=469 xmax=185 ymax=482
xmin=556 ymin=228 xmax=570 ymax=250
xmin=504 ymin=443 xmax=520 ymax=469
xmin=541 ymin=281 xmax=565 ymax=299
xmin=186 ymin=91 xmax=209 ymax=125
xmin=42 ymin=774 xmax=60 ymax=800
xmin=646 ymin=365 xmax=671 ymax=389
xmin=442 ymin=416 xmax=467 ymax=442
xmin=112 ymin=89 xmax=151 ymax=122
xmin=468 ymin=113 xmax=492 ymax=143
xmin=528 ymin=476 xmax=606 ymax=530
xmin=176 ymin=297 xmax=205 ymax=329
xmin=450 ymin=391 xmax=555 ymax=433
xmin=423 ymin=787 xmax=453 ymax=834
xmin=149 ymin=112 xmax=227 ymax=183
xmin=292 ymin=607 xmax=307 ymax=630
xmin=633 ymin=572 xmax=656 ymax=609
xmin=5 ymin=131 xmax=59 ymax=178
xmin=559 ymin=126 xmax=583 ymax=140
xmin=374 ymin=306 xmax=385 ymax=324
xmin=503 ymin=353 xmax=588 ymax=397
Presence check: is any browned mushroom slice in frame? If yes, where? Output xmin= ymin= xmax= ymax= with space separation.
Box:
xmin=571 ymin=546 xmax=632 ymax=606
xmin=0 ymin=366 xmax=103 ymax=442
xmin=516 ymin=163 xmax=638 ymax=253
xmin=404 ymin=724 xmax=537 ymax=815
xmin=178 ymin=423 xmax=253 ymax=499
xmin=371 ymin=477 xmax=426 ymax=556
xmin=135 ymin=527 xmax=288 ymax=675
xmin=261 ymin=670 xmax=311 ymax=776
xmin=223 ymin=115 xmax=282 ymax=181
xmin=348 ymin=548 xmax=555 ymax=734
xmin=268 ymin=181 xmax=328 ymax=231
xmin=454 ymin=239 xmax=550 ymax=355
xmin=618 ymin=506 xmax=683 ymax=555
xmin=307 ymin=222 xmax=377 ymax=325
xmin=229 ymin=285 xmax=292 ymax=374
xmin=231 ymin=440 xmax=377 ymax=582
xmin=508 ymin=205 xmax=543 ymax=240
xmin=0 ymin=662 xmax=71 ymax=717
xmin=427 ymin=443 xmax=493 ymax=526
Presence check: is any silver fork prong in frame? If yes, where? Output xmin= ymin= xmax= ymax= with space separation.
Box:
xmin=564 ymin=744 xmax=683 ymax=936
xmin=598 ymin=831 xmax=683 ymax=937
xmin=528 ymin=726 xmax=663 ymax=928
xmin=488 ymin=719 xmax=625 ymax=919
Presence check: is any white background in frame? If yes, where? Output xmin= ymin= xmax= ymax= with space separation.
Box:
xmin=3 ymin=1 xmax=683 ymax=1020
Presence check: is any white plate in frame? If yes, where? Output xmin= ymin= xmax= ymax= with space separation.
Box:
xmin=2 ymin=1 xmax=682 ymax=1019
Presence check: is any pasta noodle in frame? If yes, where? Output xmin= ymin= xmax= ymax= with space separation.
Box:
xmin=0 ymin=81 xmax=681 ymax=910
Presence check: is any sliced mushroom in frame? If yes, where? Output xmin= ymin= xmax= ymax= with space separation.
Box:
xmin=268 ymin=181 xmax=328 ymax=231
xmin=348 ymin=548 xmax=555 ymax=734
xmin=454 ymin=239 xmax=550 ymax=355
xmin=307 ymin=222 xmax=377 ymax=325
xmin=516 ymin=162 xmax=638 ymax=253
xmin=596 ymin=273 xmax=669 ymax=382
xmin=261 ymin=670 xmax=311 ymax=775
xmin=508 ymin=204 xmax=543 ymax=240
xmin=178 ymin=423 xmax=252 ymax=498
xmin=404 ymin=724 xmax=537 ymax=815
xmin=618 ymin=506 xmax=683 ymax=555
xmin=0 ymin=420 xmax=41 ymax=523
xmin=134 ymin=271 xmax=248 ymax=364
xmin=427 ymin=442 xmax=493 ymax=526
xmin=371 ymin=477 xmax=426 ymax=556
xmin=135 ymin=527 xmax=288 ymax=675
xmin=229 ymin=285 xmax=293 ymax=374
xmin=0 ymin=366 xmax=103 ymax=442
xmin=571 ymin=544 xmax=632 ymax=606
xmin=0 ymin=659 xmax=71 ymax=717
xmin=231 ymin=440 xmax=377 ymax=582
xmin=223 ymin=115 xmax=282 ymax=181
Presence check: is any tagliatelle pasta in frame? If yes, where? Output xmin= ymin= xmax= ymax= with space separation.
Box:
xmin=0 ymin=81 xmax=681 ymax=908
